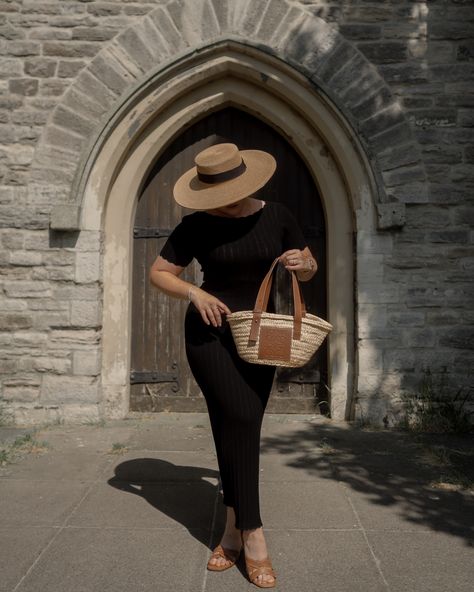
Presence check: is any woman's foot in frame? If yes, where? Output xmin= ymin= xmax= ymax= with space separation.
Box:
xmin=241 ymin=527 xmax=276 ymax=586
xmin=207 ymin=506 xmax=242 ymax=569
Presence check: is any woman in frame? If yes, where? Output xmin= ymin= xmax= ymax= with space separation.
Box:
xmin=149 ymin=143 xmax=317 ymax=588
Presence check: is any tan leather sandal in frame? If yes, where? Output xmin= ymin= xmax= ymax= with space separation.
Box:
xmin=243 ymin=554 xmax=277 ymax=588
xmin=206 ymin=543 xmax=242 ymax=571
xmin=240 ymin=531 xmax=277 ymax=588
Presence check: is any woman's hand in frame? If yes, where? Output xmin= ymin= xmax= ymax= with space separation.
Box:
xmin=189 ymin=288 xmax=232 ymax=327
xmin=279 ymin=247 xmax=318 ymax=281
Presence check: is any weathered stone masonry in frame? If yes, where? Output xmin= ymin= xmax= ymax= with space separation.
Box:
xmin=0 ymin=0 xmax=473 ymax=426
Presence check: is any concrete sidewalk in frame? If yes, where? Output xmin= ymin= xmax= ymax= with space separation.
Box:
xmin=0 ymin=412 xmax=473 ymax=592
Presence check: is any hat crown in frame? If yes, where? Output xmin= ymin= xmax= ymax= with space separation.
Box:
xmin=195 ymin=143 xmax=242 ymax=175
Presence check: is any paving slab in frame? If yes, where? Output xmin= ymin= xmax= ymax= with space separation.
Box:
xmin=65 ymin=481 xmax=217 ymax=530
xmin=0 ymin=479 xmax=92 ymax=527
xmin=0 ymin=527 xmax=57 ymax=592
xmin=366 ymin=530 xmax=474 ymax=592
xmin=13 ymin=527 xmax=209 ymax=592
xmin=259 ymin=481 xmax=358 ymax=529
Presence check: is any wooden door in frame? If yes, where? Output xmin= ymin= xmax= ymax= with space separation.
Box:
xmin=130 ymin=106 xmax=329 ymax=415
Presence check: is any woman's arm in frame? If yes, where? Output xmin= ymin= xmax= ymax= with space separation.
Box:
xmin=280 ymin=246 xmax=318 ymax=282
xmin=149 ymin=255 xmax=231 ymax=327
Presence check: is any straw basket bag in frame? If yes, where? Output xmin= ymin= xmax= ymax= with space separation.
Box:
xmin=227 ymin=257 xmax=333 ymax=368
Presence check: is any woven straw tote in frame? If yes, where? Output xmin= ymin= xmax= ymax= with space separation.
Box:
xmin=227 ymin=257 xmax=333 ymax=367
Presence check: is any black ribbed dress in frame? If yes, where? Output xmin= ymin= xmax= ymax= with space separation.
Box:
xmin=159 ymin=200 xmax=307 ymax=530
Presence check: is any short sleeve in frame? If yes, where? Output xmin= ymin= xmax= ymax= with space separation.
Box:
xmin=280 ymin=203 xmax=308 ymax=251
xmin=159 ymin=215 xmax=194 ymax=267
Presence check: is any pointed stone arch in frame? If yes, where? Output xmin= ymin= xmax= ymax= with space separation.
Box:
xmin=32 ymin=0 xmax=425 ymax=232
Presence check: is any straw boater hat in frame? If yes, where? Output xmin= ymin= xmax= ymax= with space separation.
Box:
xmin=172 ymin=143 xmax=277 ymax=210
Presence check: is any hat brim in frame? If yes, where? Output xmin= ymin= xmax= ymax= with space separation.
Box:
xmin=172 ymin=149 xmax=277 ymax=210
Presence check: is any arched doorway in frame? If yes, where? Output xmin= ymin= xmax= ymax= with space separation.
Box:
xmin=130 ymin=106 xmax=329 ymax=413
xmin=78 ymin=45 xmax=365 ymax=421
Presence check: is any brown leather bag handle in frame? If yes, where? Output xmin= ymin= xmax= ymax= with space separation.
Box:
xmin=248 ymin=257 xmax=307 ymax=343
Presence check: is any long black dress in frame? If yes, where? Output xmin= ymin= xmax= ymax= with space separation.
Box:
xmin=159 ymin=200 xmax=307 ymax=530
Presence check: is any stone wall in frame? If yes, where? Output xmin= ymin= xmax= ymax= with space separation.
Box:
xmin=0 ymin=0 xmax=472 ymax=426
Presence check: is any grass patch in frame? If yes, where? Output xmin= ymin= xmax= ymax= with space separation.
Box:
xmin=108 ymin=442 xmax=128 ymax=455
xmin=414 ymin=441 xmax=474 ymax=493
xmin=0 ymin=432 xmax=50 ymax=467
xmin=397 ymin=368 xmax=474 ymax=434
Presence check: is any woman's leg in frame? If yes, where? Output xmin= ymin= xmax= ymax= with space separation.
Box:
xmin=184 ymin=312 xmax=275 ymax=529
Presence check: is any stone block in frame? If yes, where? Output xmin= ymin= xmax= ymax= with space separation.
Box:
xmin=400 ymin=328 xmax=436 ymax=348
xmin=32 ymin=310 xmax=71 ymax=330
xmin=0 ymin=58 xmax=22 ymax=79
xmin=284 ymin=14 xmax=340 ymax=75
xmin=115 ymin=26 xmax=157 ymax=73
xmin=52 ymin=105 xmax=96 ymax=138
xmin=381 ymin=164 xmax=426 ymax=188
xmin=11 ymin=110 xmax=49 ymax=125
xmin=358 ymin=340 xmax=384 ymax=374
xmin=378 ymin=142 xmax=423 ymax=170
xmin=41 ymin=375 xmax=99 ymax=404
xmin=13 ymin=330 xmax=48 ymax=350
xmin=426 ymin=229 xmax=470 ymax=243
xmin=357 ymin=230 xmax=393 ymax=254
xmin=87 ymin=3 xmax=121 ymax=17
xmin=63 ymin=86 xmax=108 ymax=120
xmin=0 ymin=24 xmax=25 ymax=40
xmin=358 ymin=41 xmax=408 ymax=64
xmin=74 ymin=69 xmax=115 ymax=110
xmin=9 ymin=250 xmax=42 ymax=266
xmin=148 ymin=6 xmax=185 ymax=54
xmin=0 ymin=228 xmax=25 ymax=249
xmin=70 ymin=300 xmax=101 ymax=328
xmin=0 ymin=313 xmax=32 ymax=330
xmin=312 ymin=38 xmax=354 ymax=85
xmin=211 ymin=0 xmax=230 ymax=33
xmin=75 ymin=251 xmax=101 ymax=284
xmin=88 ymin=50 xmax=132 ymax=96
xmin=458 ymin=109 xmax=474 ymax=127
xmin=3 ymin=384 xmax=39 ymax=402
xmin=339 ymin=24 xmax=381 ymax=40
xmin=3 ymin=281 xmax=51 ymax=299
xmin=42 ymin=126 xmax=84 ymax=156
xmin=421 ymin=145 xmax=462 ymax=164
xmin=378 ymin=63 xmax=430 ymax=84
xmin=8 ymin=78 xmax=38 ymax=96
xmin=141 ymin=16 xmax=170 ymax=61
xmin=256 ymin=0 xmax=289 ymax=43
xmin=32 ymin=357 xmax=71 ymax=374
xmin=3 ymin=40 xmax=40 ymax=56
xmin=39 ymin=79 xmax=70 ymax=97
xmin=429 ymin=22 xmax=473 ymax=40
xmin=240 ymin=0 xmax=270 ymax=37
xmin=28 ymin=27 xmax=72 ymax=40
xmin=43 ymin=41 xmax=101 ymax=58
xmin=72 ymin=350 xmax=100 ymax=376
xmin=49 ymin=205 xmax=81 ymax=232
xmin=358 ymin=284 xmax=400 ymax=304
xmin=357 ymin=254 xmax=384 ymax=282
xmin=376 ymin=203 xmax=406 ymax=230
xmin=387 ymin=311 xmax=425 ymax=327
xmin=71 ymin=27 xmax=117 ymax=42
xmin=123 ymin=4 xmax=153 ymax=16
xmin=439 ymin=327 xmax=474 ymax=350
xmin=405 ymin=204 xmax=451 ymax=228
xmin=57 ymin=59 xmax=86 ymax=78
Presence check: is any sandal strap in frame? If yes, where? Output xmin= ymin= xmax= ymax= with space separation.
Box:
xmin=211 ymin=544 xmax=240 ymax=562
xmin=245 ymin=556 xmax=276 ymax=580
